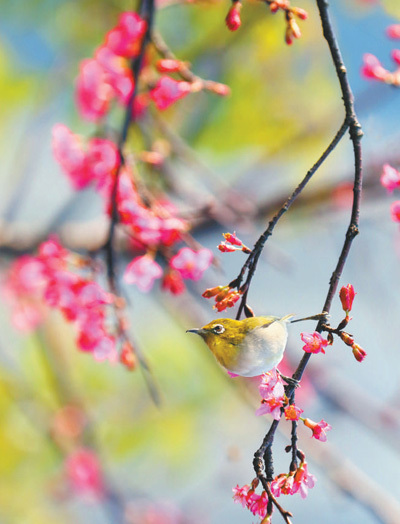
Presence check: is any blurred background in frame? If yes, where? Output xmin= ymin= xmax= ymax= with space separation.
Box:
xmin=1 ymin=0 xmax=400 ymax=523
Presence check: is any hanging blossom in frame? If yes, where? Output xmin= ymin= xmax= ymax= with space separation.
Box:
xmin=232 ymin=483 xmax=269 ymax=519
xmin=65 ymin=448 xmax=105 ymax=500
xmin=2 ymin=236 xmax=130 ymax=365
xmin=302 ymin=418 xmax=332 ymax=442
xmin=225 ymin=0 xmax=308 ymax=46
xmin=256 ymin=368 xmax=286 ymax=420
xmin=123 ymin=255 xmax=163 ymax=292
xmin=169 ymin=247 xmax=213 ymax=281
xmin=300 ymin=331 xmax=328 ymax=354
xmin=52 ymin=124 xmax=119 ymax=190
xmin=76 ymin=11 xmax=147 ymax=121
xmin=150 ymin=76 xmax=192 ymax=110
xmin=271 ymin=460 xmax=316 ymax=499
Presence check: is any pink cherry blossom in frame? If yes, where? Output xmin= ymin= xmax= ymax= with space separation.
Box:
xmin=162 ymin=269 xmax=186 ymax=295
xmin=381 ymin=163 xmax=400 ymax=193
xmin=95 ymin=46 xmax=134 ymax=104
xmin=387 ymin=24 xmax=400 ymax=39
xmin=86 ymin=137 xmax=119 ymax=189
xmin=303 ymin=418 xmax=332 ymax=442
xmin=124 ymin=255 xmax=163 ymax=291
xmin=104 ymin=11 xmax=147 ymax=58
xmin=232 ymin=484 xmax=251 ymax=508
xmin=52 ymin=124 xmax=89 ymax=189
xmin=256 ymin=396 xmax=285 ymax=420
xmin=300 ymin=331 xmax=328 ymax=354
xmin=248 ymin=491 xmax=268 ymax=518
xmin=150 ymin=76 xmax=191 ymax=110
xmin=65 ymin=448 xmax=104 ymax=499
xmin=76 ymin=58 xmax=113 ymax=121
xmin=170 ymin=248 xmax=213 ymax=281
xmin=259 ymin=369 xmax=285 ymax=399
xmin=270 ymin=473 xmax=295 ymax=497
xmin=284 ymin=404 xmax=303 ymax=421
xmin=390 ymin=201 xmax=400 ymax=222
xmin=52 ymin=125 xmax=119 ymax=191
xmin=292 ymin=461 xmax=317 ymax=499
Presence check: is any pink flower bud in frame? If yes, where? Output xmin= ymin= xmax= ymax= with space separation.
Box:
xmin=352 ymin=343 xmax=367 ymax=362
xmin=218 ymin=242 xmax=237 ymax=253
xmin=339 ymin=284 xmax=356 ymax=313
xmin=292 ymin=7 xmax=308 ymax=20
xmin=202 ymin=285 xmax=225 ymax=298
xmin=225 ymin=2 xmax=242 ymax=32
xmin=386 ymin=24 xmax=400 ymax=39
xmin=340 ymin=332 xmax=355 ymax=347
xmin=156 ymin=59 xmax=184 ymax=73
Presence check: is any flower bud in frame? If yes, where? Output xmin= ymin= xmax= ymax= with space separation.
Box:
xmin=339 ymin=284 xmax=356 ymax=313
xmin=223 ymin=232 xmax=243 ymax=246
xmin=340 ymin=332 xmax=354 ymax=347
xmin=225 ymin=2 xmax=242 ymax=32
xmin=202 ymin=285 xmax=224 ymax=298
xmin=291 ymin=7 xmax=308 ymax=20
xmin=218 ymin=242 xmax=237 ymax=253
xmin=156 ymin=59 xmax=186 ymax=73
xmin=352 ymin=343 xmax=367 ymax=362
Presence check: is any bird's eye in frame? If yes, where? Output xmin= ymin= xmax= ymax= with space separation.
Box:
xmin=212 ymin=324 xmax=225 ymax=334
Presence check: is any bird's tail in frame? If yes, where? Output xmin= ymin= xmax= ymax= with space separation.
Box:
xmin=280 ymin=314 xmax=295 ymax=323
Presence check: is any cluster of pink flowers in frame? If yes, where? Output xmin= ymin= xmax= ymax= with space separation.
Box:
xmin=225 ymin=0 xmax=308 ymax=45
xmin=256 ymin=369 xmax=286 ymax=420
xmin=76 ymin=10 xmax=230 ymax=119
xmin=77 ymin=12 xmax=147 ymax=121
xmin=361 ymin=24 xmax=400 ymax=86
xmin=232 ymin=482 xmax=269 ymax=520
xmin=2 ymin=237 xmax=133 ymax=365
xmin=271 ymin=459 xmax=316 ymax=499
xmin=124 ymin=247 xmax=213 ymax=294
xmin=52 ymin=124 xmax=119 ymax=191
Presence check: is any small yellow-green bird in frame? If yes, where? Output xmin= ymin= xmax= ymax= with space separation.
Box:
xmin=186 ymin=315 xmax=294 ymax=377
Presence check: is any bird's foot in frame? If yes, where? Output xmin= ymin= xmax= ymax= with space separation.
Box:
xmin=278 ymin=370 xmax=300 ymax=388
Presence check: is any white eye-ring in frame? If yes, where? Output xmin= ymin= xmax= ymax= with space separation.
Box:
xmin=213 ymin=324 xmax=225 ymax=334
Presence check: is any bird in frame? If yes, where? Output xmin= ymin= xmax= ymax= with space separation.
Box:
xmin=186 ymin=313 xmax=326 ymax=377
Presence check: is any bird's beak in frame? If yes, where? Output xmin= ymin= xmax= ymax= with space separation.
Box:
xmin=186 ymin=328 xmax=207 ymax=337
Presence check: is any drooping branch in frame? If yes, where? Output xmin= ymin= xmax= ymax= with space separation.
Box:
xmin=104 ymin=0 xmax=155 ymax=291
xmin=246 ymin=1 xmax=363 ymax=519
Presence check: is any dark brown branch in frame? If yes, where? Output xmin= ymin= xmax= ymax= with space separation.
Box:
xmin=234 ymin=118 xmax=349 ymax=319
xmin=248 ymin=1 xmax=363 ymax=520
xmin=104 ymin=0 xmax=155 ymax=290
